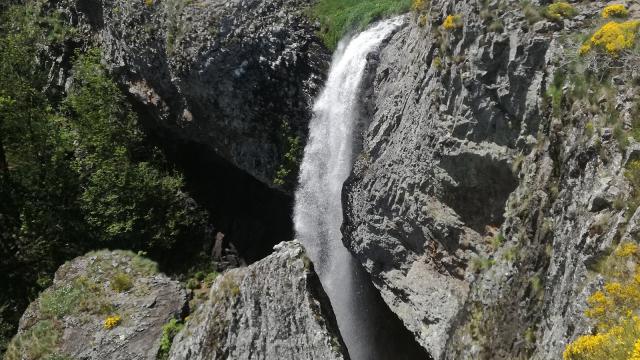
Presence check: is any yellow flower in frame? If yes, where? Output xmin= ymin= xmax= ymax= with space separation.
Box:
xmin=104 ymin=315 xmax=122 ymax=330
xmin=588 ymin=20 xmax=640 ymax=56
xmin=631 ymin=339 xmax=640 ymax=360
xmin=579 ymin=43 xmax=591 ymax=55
xmin=615 ymin=243 xmax=639 ymax=258
xmin=442 ymin=14 xmax=462 ymax=30
xmin=546 ymin=2 xmax=576 ymax=22
xmin=602 ymin=4 xmax=629 ymax=19
xmin=563 ymin=334 xmax=608 ymax=360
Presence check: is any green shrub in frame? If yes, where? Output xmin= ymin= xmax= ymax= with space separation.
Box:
xmin=186 ymin=278 xmax=200 ymax=290
xmin=544 ymin=2 xmax=576 ymax=22
xmin=111 ymin=272 xmax=133 ymax=292
xmin=157 ymin=318 xmax=184 ymax=360
xmin=39 ymin=284 xmax=83 ymax=319
xmin=311 ymin=0 xmax=412 ymax=50
xmin=522 ymin=1 xmax=543 ymax=24
xmin=204 ymin=272 xmax=219 ymax=287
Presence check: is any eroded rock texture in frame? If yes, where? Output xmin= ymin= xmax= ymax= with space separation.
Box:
xmin=169 ymin=241 xmax=349 ymax=360
xmin=48 ymin=0 xmax=329 ymax=189
xmin=343 ymin=1 xmax=640 ymax=359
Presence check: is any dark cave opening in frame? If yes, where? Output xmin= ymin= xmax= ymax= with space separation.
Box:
xmin=161 ymin=138 xmax=294 ymax=264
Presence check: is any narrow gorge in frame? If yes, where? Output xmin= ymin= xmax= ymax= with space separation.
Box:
xmin=2 ymin=0 xmax=640 ymax=360
xmin=293 ymin=17 xmax=429 ymax=360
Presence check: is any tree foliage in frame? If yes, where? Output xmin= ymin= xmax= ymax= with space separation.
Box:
xmin=0 ymin=4 xmax=210 ymax=353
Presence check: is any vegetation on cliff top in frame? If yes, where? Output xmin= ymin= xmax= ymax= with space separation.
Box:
xmin=564 ymin=243 xmax=640 ymax=360
xmin=311 ymin=0 xmax=411 ymax=49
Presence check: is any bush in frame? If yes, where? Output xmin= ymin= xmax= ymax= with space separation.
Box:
xmin=580 ymin=20 xmax=640 ymax=56
xmin=186 ymin=278 xmax=200 ymax=290
xmin=157 ymin=318 xmax=184 ymax=360
xmin=111 ymin=272 xmax=133 ymax=292
xmin=564 ymin=243 xmax=640 ymax=360
xmin=602 ymin=4 xmax=628 ymax=19
xmin=544 ymin=2 xmax=576 ymax=22
xmin=442 ymin=14 xmax=463 ymax=30
xmin=204 ymin=272 xmax=219 ymax=287
xmin=311 ymin=0 xmax=412 ymax=49
xmin=522 ymin=1 xmax=543 ymax=24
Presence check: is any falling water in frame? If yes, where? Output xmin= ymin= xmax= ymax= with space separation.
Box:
xmin=294 ymin=17 xmax=429 ymax=360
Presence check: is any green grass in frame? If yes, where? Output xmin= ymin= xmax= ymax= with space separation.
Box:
xmin=311 ymin=0 xmax=412 ymax=50
xmin=111 ymin=272 xmax=133 ymax=292
xmin=4 ymin=320 xmax=64 ymax=360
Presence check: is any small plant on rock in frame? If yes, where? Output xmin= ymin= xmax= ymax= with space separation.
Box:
xmin=111 ymin=272 xmax=133 ymax=292
xmin=104 ymin=315 xmax=122 ymax=330
xmin=157 ymin=318 xmax=184 ymax=360
xmin=544 ymin=2 xmax=576 ymax=22
xmin=602 ymin=4 xmax=629 ymax=19
xmin=442 ymin=14 xmax=463 ymax=30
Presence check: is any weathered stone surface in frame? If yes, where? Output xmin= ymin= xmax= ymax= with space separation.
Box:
xmin=169 ymin=240 xmax=349 ymax=360
xmin=47 ymin=0 xmax=330 ymax=190
xmin=342 ymin=1 xmax=638 ymax=359
xmin=13 ymin=250 xmax=187 ymax=360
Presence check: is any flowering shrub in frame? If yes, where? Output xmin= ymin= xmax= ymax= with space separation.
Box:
xmin=545 ymin=2 xmax=576 ymax=22
xmin=104 ymin=315 xmax=122 ymax=330
xmin=412 ymin=0 xmax=426 ymax=12
xmin=602 ymin=4 xmax=629 ymax=19
xmin=442 ymin=14 xmax=462 ymax=30
xmin=579 ymin=20 xmax=640 ymax=56
xmin=563 ymin=242 xmax=640 ymax=360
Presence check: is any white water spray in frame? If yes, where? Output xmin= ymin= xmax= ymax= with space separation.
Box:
xmin=294 ymin=17 xmax=405 ymax=360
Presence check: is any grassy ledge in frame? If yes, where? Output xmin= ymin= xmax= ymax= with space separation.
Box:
xmin=311 ymin=0 xmax=411 ymax=50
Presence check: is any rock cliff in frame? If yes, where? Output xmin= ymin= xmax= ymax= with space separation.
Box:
xmin=343 ymin=0 xmax=640 ymax=359
xmin=42 ymin=0 xmax=331 ymax=260
xmin=169 ymin=241 xmax=349 ymax=360
xmin=48 ymin=0 xmax=329 ymax=189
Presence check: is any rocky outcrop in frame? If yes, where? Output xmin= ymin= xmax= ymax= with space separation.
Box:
xmin=7 ymin=250 xmax=187 ymax=360
xmin=44 ymin=0 xmax=331 ymax=261
xmin=169 ymin=240 xmax=349 ymax=360
xmin=48 ymin=0 xmax=329 ymax=189
xmin=343 ymin=0 xmax=640 ymax=359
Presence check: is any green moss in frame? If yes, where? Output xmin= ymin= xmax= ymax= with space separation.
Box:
xmin=311 ymin=0 xmax=412 ymax=50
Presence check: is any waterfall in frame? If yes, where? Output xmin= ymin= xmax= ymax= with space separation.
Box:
xmin=293 ymin=17 xmax=412 ymax=360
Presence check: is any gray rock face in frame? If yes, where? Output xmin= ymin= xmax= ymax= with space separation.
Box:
xmin=342 ymin=1 xmax=637 ymax=359
xmin=11 ymin=250 xmax=187 ymax=360
xmin=169 ymin=240 xmax=349 ymax=360
xmin=48 ymin=0 xmax=329 ymax=189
